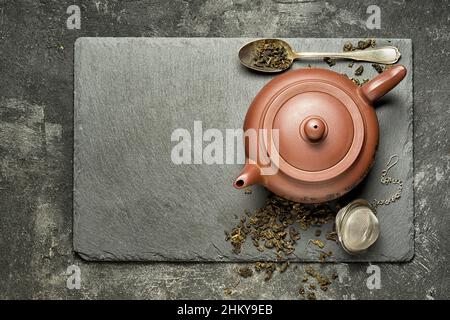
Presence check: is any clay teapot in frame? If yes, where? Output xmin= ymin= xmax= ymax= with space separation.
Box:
xmin=234 ymin=65 xmax=407 ymax=203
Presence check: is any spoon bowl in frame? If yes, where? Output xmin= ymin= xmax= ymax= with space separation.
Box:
xmin=239 ymin=39 xmax=296 ymax=73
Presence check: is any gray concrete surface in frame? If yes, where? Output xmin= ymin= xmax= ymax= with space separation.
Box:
xmin=73 ymin=37 xmax=413 ymax=262
xmin=0 ymin=0 xmax=449 ymax=299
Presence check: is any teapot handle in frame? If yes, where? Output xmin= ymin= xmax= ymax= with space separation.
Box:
xmin=360 ymin=65 xmax=407 ymax=104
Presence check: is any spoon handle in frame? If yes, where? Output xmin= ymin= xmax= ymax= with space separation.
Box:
xmin=294 ymin=46 xmax=401 ymax=64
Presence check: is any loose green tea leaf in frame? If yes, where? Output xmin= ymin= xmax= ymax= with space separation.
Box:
xmin=372 ymin=63 xmax=385 ymax=73
xmin=319 ymin=250 xmax=333 ymax=263
xmin=254 ymin=262 xmax=276 ymax=281
xmin=343 ymin=39 xmax=376 ymax=52
xmin=318 ymin=275 xmax=331 ymax=291
xmin=279 ymin=261 xmax=289 ymax=273
xmin=229 ymin=227 xmax=246 ymax=254
xmin=343 ymin=42 xmax=354 ymax=52
xmin=357 ymin=39 xmax=376 ymax=50
xmin=326 ymin=230 xmax=338 ymax=242
xmin=309 ymin=239 xmax=325 ymax=249
xmin=355 ymin=65 xmax=364 ymax=76
xmin=305 ymin=266 xmax=316 ymax=277
xmin=264 ymin=239 xmax=274 ymax=249
xmin=323 ymin=57 xmax=336 ymax=67
xmin=299 ymin=286 xmax=305 ymax=296
xmin=238 ymin=267 xmax=253 ymax=278
xmin=224 ymin=288 xmax=233 ymax=295
xmin=307 ymin=292 xmax=317 ymax=300
xmin=304 ymin=266 xmax=332 ymax=291
xmin=289 ymin=227 xmax=301 ymax=241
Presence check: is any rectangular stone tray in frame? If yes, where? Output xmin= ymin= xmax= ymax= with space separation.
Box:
xmin=74 ymin=38 xmax=413 ymax=262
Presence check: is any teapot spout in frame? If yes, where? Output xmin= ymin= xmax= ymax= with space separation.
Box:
xmin=234 ymin=164 xmax=261 ymax=189
xmin=360 ymin=65 xmax=407 ymax=104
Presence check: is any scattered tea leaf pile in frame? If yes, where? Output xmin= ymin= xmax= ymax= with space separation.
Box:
xmin=298 ymin=266 xmax=338 ymax=299
xmin=252 ymin=41 xmax=291 ymax=70
xmin=337 ymin=39 xmax=394 ymax=86
xmin=324 ymin=39 xmax=378 ymax=75
xmin=229 ymin=263 xmax=339 ymax=299
xmin=225 ymin=193 xmax=341 ymax=260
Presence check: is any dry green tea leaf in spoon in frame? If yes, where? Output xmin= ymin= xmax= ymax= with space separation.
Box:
xmin=253 ymin=41 xmax=291 ymax=70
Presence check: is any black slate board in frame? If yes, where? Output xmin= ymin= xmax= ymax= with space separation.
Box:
xmin=74 ymin=38 xmax=413 ymax=262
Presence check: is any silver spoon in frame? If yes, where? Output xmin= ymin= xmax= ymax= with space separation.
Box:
xmin=239 ymin=39 xmax=401 ymax=73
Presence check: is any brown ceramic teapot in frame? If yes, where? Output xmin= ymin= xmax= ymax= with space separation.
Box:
xmin=234 ymin=65 xmax=407 ymax=203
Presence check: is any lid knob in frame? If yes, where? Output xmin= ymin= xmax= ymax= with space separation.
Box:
xmin=302 ymin=117 xmax=327 ymax=142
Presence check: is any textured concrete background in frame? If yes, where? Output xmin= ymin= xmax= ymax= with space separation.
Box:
xmin=0 ymin=0 xmax=449 ymax=299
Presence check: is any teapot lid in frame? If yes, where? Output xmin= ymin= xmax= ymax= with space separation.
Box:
xmin=261 ymin=71 xmax=365 ymax=182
